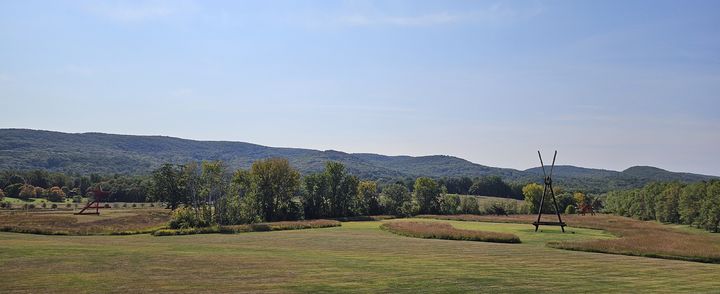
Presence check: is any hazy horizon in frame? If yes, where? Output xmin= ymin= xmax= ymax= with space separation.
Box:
xmin=4 ymin=127 xmax=717 ymax=177
xmin=1 ymin=1 xmax=719 ymax=175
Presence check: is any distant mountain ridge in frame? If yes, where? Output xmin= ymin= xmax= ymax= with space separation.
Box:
xmin=0 ymin=129 xmax=716 ymax=193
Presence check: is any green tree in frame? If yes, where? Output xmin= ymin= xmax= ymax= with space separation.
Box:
xmin=565 ymin=204 xmax=576 ymax=214
xmin=4 ymin=183 xmax=23 ymax=198
xmin=151 ymin=164 xmax=185 ymax=209
xmin=379 ymin=183 xmax=411 ymax=215
xmin=699 ymin=181 xmax=720 ymax=232
xmin=522 ymin=183 xmax=544 ymax=214
xmin=413 ymin=177 xmax=441 ymax=214
xmin=250 ymin=158 xmax=301 ymax=221
xmin=679 ymin=182 xmax=705 ymax=226
xmin=181 ymin=162 xmax=201 ymax=210
xmin=440 ymin=194 xmax=460 ymax=215
xmin=223 ymin=169 xmax=255 ymax=225
xmin=355 ymin=180 xmax=379 ymax=216
xmin=555 ymin=192 xmax=576 ymax=213
xmin=459 ymin=196 xmax=479 ymax=214
xmin=28 ymin=170 xmax=50 ymax=188
xmin=302 ymin=173 xmax=328 ymax=219
xmin=200 ymin=161 xmax=228 ymax=224
xmin=325 ymin=162 xmax=348 ymax=217
xmin=18 ymin=184 xmax=36 ymax=200
xmin=341 ymin=174 xmax=359 ymax=216
xmin=46 ymin=186 xmax=66 ymax=202
xmin=469 ymin=176 xmax=511 ymax=197
xmin=656 ymin=183 xmax=681 ymax=223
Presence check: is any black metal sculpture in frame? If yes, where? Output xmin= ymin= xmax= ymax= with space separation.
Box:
xmin=532 ymin=150 xmax=566 ymax=233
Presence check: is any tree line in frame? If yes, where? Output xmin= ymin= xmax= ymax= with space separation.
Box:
xmin=151 ymin=159 xmax=457 ymax=227
xmin=438 ymin=176 xmax=524 ymax=199
xmin=604 ymin=181 xmax=720 ymax=232
xmin=0 ymin=170 xmax=151 ymax=203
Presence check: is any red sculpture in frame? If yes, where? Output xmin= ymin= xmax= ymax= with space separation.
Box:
xmin=74 ymin=186 xmax=110 ymax=215
xmin=578 ymin=203 xmax=595 ymax=216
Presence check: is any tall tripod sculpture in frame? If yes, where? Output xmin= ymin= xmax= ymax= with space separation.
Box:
xmin=533 ymin=150 xmax=566 ymax=233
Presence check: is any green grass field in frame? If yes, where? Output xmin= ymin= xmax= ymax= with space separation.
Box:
xmin=1 ymin=219 xmax=718 ymax=293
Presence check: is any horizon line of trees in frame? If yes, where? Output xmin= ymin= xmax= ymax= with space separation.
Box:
xmin=152 ymin=159 xmax=454 ymax=227
xmin=604 ymin=181 xmax=720 ymax=232
xmin=0 ymin=166 xmax=532 ymax=205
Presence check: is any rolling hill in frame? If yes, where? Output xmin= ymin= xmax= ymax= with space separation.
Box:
xmin=0 ymin=129 xmax=716 ymax=192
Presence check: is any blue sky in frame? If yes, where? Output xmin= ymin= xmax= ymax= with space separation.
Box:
xmin=1 ymin=0 xmax=719 ymax=175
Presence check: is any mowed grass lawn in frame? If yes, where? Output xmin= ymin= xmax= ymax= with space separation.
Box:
xmin=1 ymin=220 xmax=719 ymax=293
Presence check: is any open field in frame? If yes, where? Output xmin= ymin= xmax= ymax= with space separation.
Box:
xmin=0 ymin=209 xmax=170 ymax=235
xmin=420 ymin=214 xmax=720 ymax=263
xmin=1 ymin=218 xmax=719 ymax=293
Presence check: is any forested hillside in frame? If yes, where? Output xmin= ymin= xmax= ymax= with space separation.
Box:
xmin=0 ymin=129 xmax=716 ymax=192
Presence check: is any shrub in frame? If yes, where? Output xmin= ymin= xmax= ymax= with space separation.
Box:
xmin=152 ymin=226 xmax=220 ymax=236
xmin=440 ymin=194 xmax=460 ymax=215
xmin=18 ymin=184 xmax=36 ymax=200
xmin=132 ymin=203 xmax=137 ymax=208
xmin=51 ymin=204 xmax=57 ymax=209
xmin=65 ymin=203 xmax=71 ymax=208
xmin=249 ymin=223 xmax=272 ymax=231
xmin=484 ymin=201 xmax=508 ymax=216
xmin=1 ymin=202 xmax=10 ymax=209
xmin=46 ymin=186 xmax=66 ymax=202
xmin=168 ymin=207 xmax=210 ymax=229
xmin=104 ymin=203 xmax=111 ymax=208
xmin=150 ymin=203 xmax=155 ymax=207
xmin=397 ymin=201 xmax=420 ymax=217
xmin=122 ymin=203 xmax=127 ymax=208
xmin=565 ymin=205 xmax=576 ymax=214
xmin=27 ymin=204 xmax=36 ymax=209
xmin=41 ymin=202 xmax=47 ymax=209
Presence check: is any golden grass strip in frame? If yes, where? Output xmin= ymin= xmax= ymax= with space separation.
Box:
xmin=380 ymin=221 xmax=520 ymax=243
xmin=418 ymin=214 xmax=720 ymax=263
xmin=154 ymin=219 xmax=341 ymax=236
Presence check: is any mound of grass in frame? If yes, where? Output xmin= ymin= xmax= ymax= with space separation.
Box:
xmin=153 ymin=219 xmax=341 ymax=236
xmin=334 ymin=215 xmax=396 ymax=222
xmin=380 ymin=221 xmax=520 ymax=243
xmin=153 ymin=226 xmax=221 ymax=236
xmin=0 ymin=209 xmax=170 ymax=235
xmin=419 ymin=214 xmax=720 ymax=263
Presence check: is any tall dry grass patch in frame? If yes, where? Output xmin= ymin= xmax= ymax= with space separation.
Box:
xmin=381 ymin=221 xmax=520 ymax=243
xmin=0 ymin=209 xmax=170 ymax=235
xmin=419 ymin=214 xmax=720 ymax=263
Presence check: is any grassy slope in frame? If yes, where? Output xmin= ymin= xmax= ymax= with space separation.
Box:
xmin=1 ymin=220 xmax=719 ymax=293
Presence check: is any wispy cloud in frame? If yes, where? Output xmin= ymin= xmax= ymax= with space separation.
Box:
xmin=82 ymin=0 xmax=197 ymax=23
